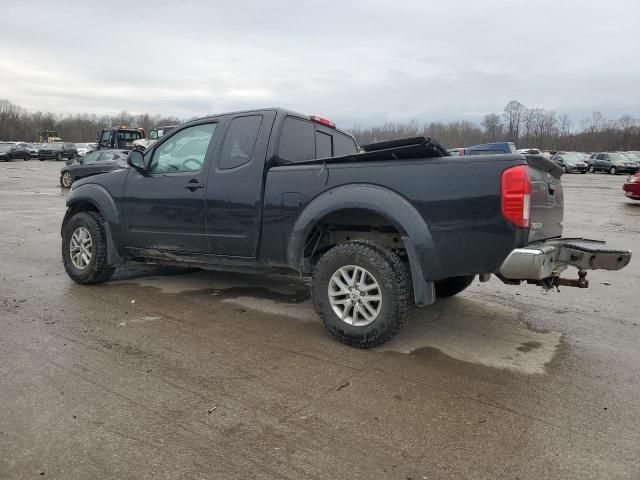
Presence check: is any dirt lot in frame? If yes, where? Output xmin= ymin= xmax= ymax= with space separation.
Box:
xmin=1 ymin=160 xmax=639 ymax=479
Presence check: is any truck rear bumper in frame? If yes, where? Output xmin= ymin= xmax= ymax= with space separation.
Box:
xmin=498 ymin=238 xmax=631 ymax=281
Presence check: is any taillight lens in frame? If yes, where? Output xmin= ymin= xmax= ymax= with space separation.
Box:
xmin=501 ymin=165 xmax=531 ymax=228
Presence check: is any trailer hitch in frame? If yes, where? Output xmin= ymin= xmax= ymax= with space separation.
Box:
xmin=528 ymin=270 xmax=589 ymax=291
xmin=554 ymin=270 xmax=589 ymax=289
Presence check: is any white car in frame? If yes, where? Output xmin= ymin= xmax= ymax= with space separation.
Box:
xmin=75 ymin=143 xmax=96 ymax=157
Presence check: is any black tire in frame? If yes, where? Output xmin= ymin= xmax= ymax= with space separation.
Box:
xmin=62 ymin=211 xmax=115 ymax=284
xmin=609 ymin=166 xmax=617 ymax=175
xmin=24 ymin=153 xmax=30 ymax=161
xmin=312 ymin=241 xmax=413 ymax=348
xmin=581 ymin=170 xmax=586 ymax=174
xmin=588 ymin=165 xmax=595 ymax=173
xmin=57 ymin=152 xmax=63 ymax=161
xmin=563 ymin=165 xmax=568 ymax=174
xmin=60 ymin=171 xmax=73 ymax=188
xmin=434 ymin=275 xmax=475 ymax=298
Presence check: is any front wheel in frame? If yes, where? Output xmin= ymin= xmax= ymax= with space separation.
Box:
xmin=62 ymin=212 xmax=115 ymax=284
xmin=588 ymin=165 xmax=595 ymax=173
xmin=24 ymin=153 xmax=30 ymax=161
xmin=312 ymin=241 xmax=413 ymax=348
xmin=56 ymin=152 xmax=63 ymax=161
xmin=610 ymin=166 xmax=617 ymax=175
xmin=563 ymin=165 xmax=568 ymax=174
xmin=60 ymin=171 xmax=73 ymax=188
xmin=435 ymin=275 xmax=475 ymax=298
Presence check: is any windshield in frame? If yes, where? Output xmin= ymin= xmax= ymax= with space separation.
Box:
xmin=623 ymin=153 xmax=639 ymax=160
xmin=46 ymin=143 xmax=63 ymax=150
xmin=116 ymin=130 xmax=143 ymax=141
xmin=561 ymin=154 xmax=583 ymax=164
xmin=609 ymin=153 xmax=628 ymax=162
xmin=75 ymin=143 xmax=88 ymax=148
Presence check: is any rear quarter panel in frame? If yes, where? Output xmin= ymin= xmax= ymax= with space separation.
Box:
xmin=261 ymin=155 xmax=529 ymax=280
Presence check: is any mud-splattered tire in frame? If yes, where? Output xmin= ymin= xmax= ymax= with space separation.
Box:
xmin=62 ymin=211 xmax=115 ymax=284
xmin=312 ymin=241 xmax=413 ymax=348
xmin=434 ymin=275 xmax=475 ymax=298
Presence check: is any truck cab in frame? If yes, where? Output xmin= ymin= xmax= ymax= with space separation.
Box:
xmin=97 ymin=127 xmax=145 ymax=151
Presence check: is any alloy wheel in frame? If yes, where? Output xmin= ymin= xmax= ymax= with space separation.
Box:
xmin=328 ymin=265 xmax=382 ymax=326
xmin=70 ymin=226 xmax=93 ymax=270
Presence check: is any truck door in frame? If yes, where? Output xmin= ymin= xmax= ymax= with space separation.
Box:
xmin=123 ymin=121 xmax=220 ymax=253
xmin=205 ymin=111 xmax=276 ymax=257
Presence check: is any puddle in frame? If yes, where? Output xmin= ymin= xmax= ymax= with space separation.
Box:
xmin=112 ymin=270 xmax=560 ymax=374
xmin=375 ymin=297 xmax=561 ymax=374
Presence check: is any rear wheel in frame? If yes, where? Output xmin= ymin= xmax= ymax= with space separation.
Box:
xmin=312 ymin=241 xmax=413 ymax=348
xmin=62 ymin=211 xmax=115 ymax=284
xmin=610 ymin=166 xmax=617 ymax=175
xmin=56 ymin=152 xmax=63 ymax=161
xmin=435 ymin=275 xmax=475 ymax=298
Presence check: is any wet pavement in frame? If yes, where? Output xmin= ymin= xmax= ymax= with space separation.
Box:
xmin=1 ymin=161 xmax=639 ymax=479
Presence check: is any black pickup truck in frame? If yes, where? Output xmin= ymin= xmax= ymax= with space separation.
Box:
xmin=61 ymin=108 xmax=632 ymax=347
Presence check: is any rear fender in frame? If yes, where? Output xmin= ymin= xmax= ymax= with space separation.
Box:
xmin=287 ymin=184 xmax=438 ymax=306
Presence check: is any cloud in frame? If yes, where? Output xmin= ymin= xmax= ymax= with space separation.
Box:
xmin=0 ymin=0 xmax=638 ymax=126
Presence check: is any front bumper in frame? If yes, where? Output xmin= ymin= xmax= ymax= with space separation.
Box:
xmin=499 ymin=238 xmax=631 ymax=281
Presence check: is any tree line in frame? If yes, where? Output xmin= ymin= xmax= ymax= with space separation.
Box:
xmin=349 ymin=100 xmax=639 ymax=152
xmin=1 ymin=98 xmax=639 ymax=152
xmin=0 ymin=99 xmax=180 ymax=144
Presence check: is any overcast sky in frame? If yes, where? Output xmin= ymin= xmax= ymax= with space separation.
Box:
xmin=1 ymin=0 xmax=638 ymax=126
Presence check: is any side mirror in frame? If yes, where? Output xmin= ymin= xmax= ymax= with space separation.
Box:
xmin=127 ymin=150 xmax=146 ymax=173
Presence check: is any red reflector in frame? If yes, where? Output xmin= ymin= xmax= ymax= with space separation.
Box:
xmin=501 ymin=165 xmax=531 ymax=228
xmin=309 ymin=115 xmax=336 ymax=129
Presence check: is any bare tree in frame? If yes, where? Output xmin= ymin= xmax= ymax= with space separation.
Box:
xmin=481 ymin=113 xmax=503 ymax=141
xmin=503 ymin=100 xmax=525 ymax=143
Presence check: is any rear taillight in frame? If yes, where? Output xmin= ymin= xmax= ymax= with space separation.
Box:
xmin=501 ymin=165 xmax=531 ymax=228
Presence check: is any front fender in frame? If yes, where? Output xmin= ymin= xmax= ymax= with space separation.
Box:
xmin=67 ymin=183 xmax=120 ymax=226
xmin=287 ymin=184 xmax=439 ymax=305
xmin=64 ymin=184 xmax=122 ymax=265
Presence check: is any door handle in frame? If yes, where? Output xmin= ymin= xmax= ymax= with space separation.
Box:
xmin=185 ymin=180 xmax=204 ymax=191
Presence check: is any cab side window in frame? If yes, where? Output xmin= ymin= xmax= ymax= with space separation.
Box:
xmin=149 ymin=123 xmax=217 ymax=174
xmin=219 ymin=115 xmax=263 ymax=170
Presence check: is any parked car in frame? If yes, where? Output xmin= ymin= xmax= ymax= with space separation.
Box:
xmin=517 ymin=148 xmax=542 ymax=155
xmin=133 ymin=125 xmax=177 ymax=150
xmin=97 ymin=127 xmax=144 ymax=151
xmin=74 ymin=143 xmax=95 ymax=157
xmin=550 ymin=153 xmax=588 ymax=173
xmin=60 ymin=108 xmax=631 ymax=348
xmin=60 ymin=149 xmax=128 ymax=188
xmin=38 ymin=142 xmax=78 ymax=161
xmin=460 ymin=142 xmax=517 ymax=155
xmin=0 ymin=142 xmax=30 ymax=161
xmin=13 ymin=142 xmax=38 ymax=159
xmin=588 ymin=152 xmax=640 ymax=174
xmin=623 ymin=173 xmax=640 ymax=200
